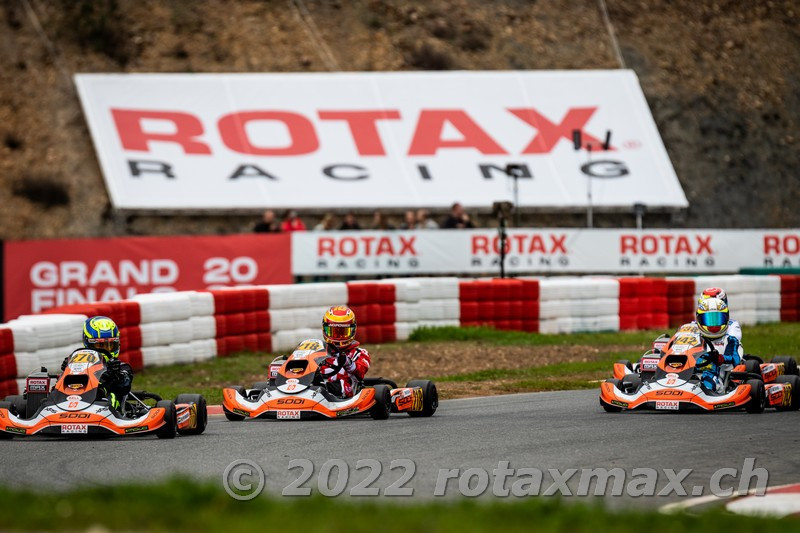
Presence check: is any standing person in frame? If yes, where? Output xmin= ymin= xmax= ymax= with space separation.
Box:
xmin=339 ymin=211 xmax=361 ymax=230
xmin=371 ymin=210 xmax=395 ymax=230
xmin=399 ymin=210 xmax=417 ymax=230
xmin=280 ymin=210 xmax=307 ymax=232
xmin=416 ymin=208 xmax=439 ymax=229
xmin=442 ymin=202 xmax=474 ymax=229
xmin=313 ymin=213 xmax=336 ymax=231
xmin=253 ymin=209 xmax=280 ymax=233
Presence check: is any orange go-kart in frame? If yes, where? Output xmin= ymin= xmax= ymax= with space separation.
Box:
xmin=222 ymin=339 xmax=438 ymax=421
xmin=0 ymin=348 xmax=207 ymax=439
xmin=600 ymin=329 xmax=800 ymax=413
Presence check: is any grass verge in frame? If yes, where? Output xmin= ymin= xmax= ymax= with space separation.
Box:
xmin=0 ymin=477 xmax=789 ymax=532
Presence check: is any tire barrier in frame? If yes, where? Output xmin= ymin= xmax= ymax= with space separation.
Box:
xmin=0 ymin=274 xmax=794 ymax=395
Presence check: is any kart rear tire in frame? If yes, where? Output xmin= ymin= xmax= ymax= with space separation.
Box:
xmin=224 ymin=386 xmax=247 ymax=421
xmin=774 ymin=375 xmax=800 ymax=411
xmin=744 ymin=380 xmax=765 ymax=414
xmin=369 ymin=384 xmax=391 ymax=420
xmin=4 ymin=395 xmax=26 ymax=418
xmin=743 ymin=354 xmax=764 ymax=365
xmin=0 ymin=401 xmax=13 ymax=438
xmin=770 ymin=356 xmax=798 ymax=376
xmin=405 ymin=380 xmax=438 ymax=417
xmin=155 ymin=400 xmax=177 ymax=439
xmin=174 ymin=394 xmax=208 ymax=435
xmin=744 ymin=359 xmax=762 ymax=377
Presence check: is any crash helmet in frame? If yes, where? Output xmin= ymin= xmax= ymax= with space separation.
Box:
xmin=700 ymin=287 xmax=728 ymax=306
xmin=83 ymin=316 xmax=120 ymax=359
xmin=695 ymin=298 xmax=729 ymax=339
xmin=322 ymin=306 xmax=357 ymax=348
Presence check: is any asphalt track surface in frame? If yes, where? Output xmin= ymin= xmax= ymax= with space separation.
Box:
xmin=2 ymin=389 xmax=798 ymax=508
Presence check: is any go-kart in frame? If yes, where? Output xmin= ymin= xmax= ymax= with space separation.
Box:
xmin=222 ymin=339 xmax=438 ymax=421
xmin=600 ymin=328 xmax=800 ymax=413
xmin=0 ymin=348 xmax=207 ymax=438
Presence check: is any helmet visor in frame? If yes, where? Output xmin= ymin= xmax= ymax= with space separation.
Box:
xmin=698 ymin=311 xmax=728 ymax=331
xmin=323 ymin=324 xmax=355 ymax=342
xmin=87 ymin=337 xmax=120 ymax=355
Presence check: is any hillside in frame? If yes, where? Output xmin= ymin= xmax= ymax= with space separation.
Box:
xmin=1 ymin=0 xmax=798 ymax=239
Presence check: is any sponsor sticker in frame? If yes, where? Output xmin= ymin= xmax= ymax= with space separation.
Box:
xmin=655 ymin=400 xmax=679 ymax=410
xmin=277 ymin=410 xmax=301 ymax=420
xmin=336 ymin=407 xmax=360 ymax=417
xmin=611 ymin=400 xmax=628 ymax=408
xmin=666 ymin=373 xmax=679 ymax=379
xmin=26 ymin=378 xmax=49 ymax=393
xmin=61 ymin=424 xmax=88 ymax=434
xmin=68 ymin=363 xmax=89 ymax=374
xmin=125 ymin=426 xmax=148 ymax=434
xmin=286 ymin=378 xmax=299 ymax=385
xmin=641 ymin=358 xmax=660 ymax=371
xmin=233 ymin=408 xmax=250 ymax=417
xmin=6 ymin=427 xmax=25 ymax=434
xmin=177 ymin=410 xmax=190 ymax=425
xmin=713 ymin=401 xmax=736 ymax=410
xmin=67 ymin=395 xmax=81 ymax=402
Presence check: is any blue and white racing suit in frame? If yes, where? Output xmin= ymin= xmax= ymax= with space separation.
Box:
xmin=677 ymin=320 xmax=744 ymax=392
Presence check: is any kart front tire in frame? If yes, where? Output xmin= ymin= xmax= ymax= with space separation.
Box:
xmin=369 ymin=385 xmax=391 ymax=420
xmin=175 ymin=394 xmax=208 ymax=435
xmin=774 ymin=375 xmax=800 ymax=411
xmin=4 ymin=395 xmax=26 ymax=418
xmin=744 ymin=380 xmax=765 ymax=414
xmin=155 ymin=400 xmax=177 ymax=439
xmin=0 ymin=401 xmax=13 ymax=438
xmin=224 ymin=386 xmax=247 ymax=421
xmin=771 ymin=356 xmax=799 ymax=376
xmin=405 ymin=380 xmax=438 ymax=417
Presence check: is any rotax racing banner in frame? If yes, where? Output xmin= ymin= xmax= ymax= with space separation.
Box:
xmin=75 ymin=70 xmax=687 ymax=210
xmin=291 ymin=229 xmax=800 ymax=276
xmin=3 ymin=234 xmax=291 ymax=320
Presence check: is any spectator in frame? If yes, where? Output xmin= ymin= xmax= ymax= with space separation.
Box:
xmin=339 ymin=211 xmax=361 ymax=230
xmin=416 ymin=208 xmax=439 ymax=229
xmin=399 ymin=210 xmax=417 ymax=230
xmin=442 ymin=202 xmax=474 ymax=229
xmin=314 ymin=213 xmax=336 ymax=231
xmin=371 ymin=210 xmax=395 ymax=230
xmin=253 ymin=209 xmax=280 ymax=233
xmin=280 ymin=209 xmax=307 ymax=232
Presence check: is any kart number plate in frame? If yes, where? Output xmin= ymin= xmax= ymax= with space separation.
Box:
xmin=655 ymin=401 xmax=679 ymax=410
xmin=277 ymin=410 xmax=301 ymax=420
xmin=60 ymin=424 xmax=88 ymax=434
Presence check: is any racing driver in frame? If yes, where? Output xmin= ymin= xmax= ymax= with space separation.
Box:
xmin=693 ymin=297 xmax=743 ymax=393
xmin=61 ymin=316 xmax=133 ymax=414
xmin=319 ymin=306 xmax=371 ymax=398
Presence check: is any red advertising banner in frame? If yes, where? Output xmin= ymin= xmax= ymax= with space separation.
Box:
xmin=3 ymin=233 xmax=291 ymax=320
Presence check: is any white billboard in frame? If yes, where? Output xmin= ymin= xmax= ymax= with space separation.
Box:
xmin=75 ymin=71 xmax=687 ymax=210
xmin=292 ymin=229 xmax=799 ymax=275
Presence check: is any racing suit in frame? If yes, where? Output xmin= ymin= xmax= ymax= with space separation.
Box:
xmin=674 ymin=321 xmax=743 ymax=393
xmin=61 ymin=352 xmax=133 ymax=412
xmin=319 ymin=342 xmax=371 ymax=398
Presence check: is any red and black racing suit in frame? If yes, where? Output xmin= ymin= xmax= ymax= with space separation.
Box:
xmin=319 ymin=342 xmax=371 ymax=398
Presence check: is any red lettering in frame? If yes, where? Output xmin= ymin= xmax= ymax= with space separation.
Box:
xmin=659 ymin=235 xmax=674 ymax=254
xmin=764 ymin=236 xmax=779 ymax=254
xmin=318 ymin=110 xmax=401 ymax=155
xmin=472 ymin=236 xmax=490 ymax=254
xmin=549 ymin=235 xmax=567 ymax=254
xmin=339 ymin=238 xmax=357 ymax=257
xmin=398 ymin=236 xmax=417 ymax=255
xmin=318 ymin=238 xmax=335 ymax=257
xmin=695 ymin=235 xmax=713 ymax=254
xmin=641 ymin=236 xmax=657 ymax=255
xmin=376 ymin=237 xmax=394 ymax=256
xmin=512 ymin=234 xmax=526 ymax=252
xmin=218 ymin=111 xmax=318 ymax=155
xmin=509 ymin=107 xmax=610 ymax=154
xmin=620 ymin=235 xmax=637 ymax=254
xmin=674 ymin=236 xmax=691 ymax=254
xmin=111 ymin=109 xmax=211 ymax=154
xmin=408 ymin=110 xmax=507 ymax=155
xmin=361 ymin=236 xmax=376 ymax=255
xmin=528 ymin=236 xmax=546 ymax=254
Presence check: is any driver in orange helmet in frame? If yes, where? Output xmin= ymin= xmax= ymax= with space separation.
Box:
xmin=319 ymin=306 xmax=371 ymax=398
